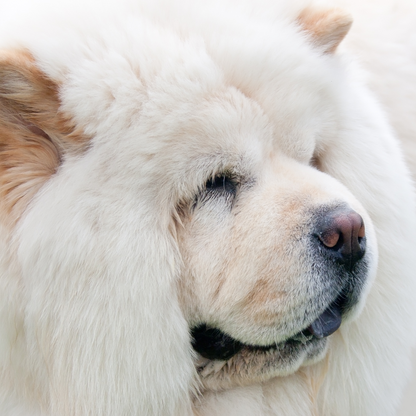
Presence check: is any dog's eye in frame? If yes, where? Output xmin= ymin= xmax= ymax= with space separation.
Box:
xmin=192 ymin=173 xmax=237 ymax=210
xmin=206 ymin=174 xmax=237 ymax=195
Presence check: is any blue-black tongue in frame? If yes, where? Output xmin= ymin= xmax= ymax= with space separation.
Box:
xmin=307 ymin=305 xmax=342 ymax=338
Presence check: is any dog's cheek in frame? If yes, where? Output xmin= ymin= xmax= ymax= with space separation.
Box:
xmin=175 ymin=206 xmax=235 ymax=325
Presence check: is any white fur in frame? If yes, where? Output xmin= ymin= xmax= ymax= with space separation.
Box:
xmin=0 ymin=0 xmax=415 ymax=415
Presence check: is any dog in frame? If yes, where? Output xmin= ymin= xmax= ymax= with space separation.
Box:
xmin=0 ymin=0 xmax=415 ymax=415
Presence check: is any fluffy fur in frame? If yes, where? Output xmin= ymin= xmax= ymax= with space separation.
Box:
xmin=0 ymin=0 xmax=415 ymax=415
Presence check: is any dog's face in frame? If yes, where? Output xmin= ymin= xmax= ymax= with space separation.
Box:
xmin=0 ymin=3 xmax=378 ymax=410
xmin=173 ymin=86 xmax=375 ymax=390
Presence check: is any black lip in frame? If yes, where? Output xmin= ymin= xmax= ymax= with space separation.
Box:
xmin=191 ymin=323 xmax=312 ymax=361
xmin=191 ymin=292 xmax=348 ymax=361
xmin=191 ymin=325 xmax=244 ymax=360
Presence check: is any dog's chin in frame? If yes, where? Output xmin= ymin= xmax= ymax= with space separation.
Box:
xmin=194 ymin=332 xmax=328 ymax=391
xmin=191 ymin=294 xmax=349 ymax=391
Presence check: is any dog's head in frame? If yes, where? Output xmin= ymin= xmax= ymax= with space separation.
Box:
xmin=0 ymin=3 xmax=378 ymax=414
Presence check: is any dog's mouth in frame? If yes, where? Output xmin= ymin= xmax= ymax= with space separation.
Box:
xmin=191 ymin=293 xmax=346 ymax=361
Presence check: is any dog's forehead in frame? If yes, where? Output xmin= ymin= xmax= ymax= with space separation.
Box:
xmin=62 ymin=34 xmax=338 ymax=167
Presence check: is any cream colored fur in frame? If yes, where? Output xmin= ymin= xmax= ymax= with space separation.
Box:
xmin=0 ymin=0 xmax=415 ymax=415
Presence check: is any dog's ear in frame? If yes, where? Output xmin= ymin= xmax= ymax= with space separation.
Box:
xmin=297 ymin=8 xmax=353 ymax=54
xmin=0 ymin=50 xmax=86 ymax=223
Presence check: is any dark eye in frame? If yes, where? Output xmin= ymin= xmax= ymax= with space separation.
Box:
xmin=192 ymin=173 xmax=238 ymax=211
xmin=206 ymin=174 xmax=237 ymax=196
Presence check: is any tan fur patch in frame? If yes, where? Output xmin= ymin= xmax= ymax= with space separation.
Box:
xmin=298 ymin=8 xmax=353 ymax=54
xmin=0 ymin=50 xmax=88 ymax=225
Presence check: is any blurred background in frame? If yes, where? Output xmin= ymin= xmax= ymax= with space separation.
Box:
xmin=399 ymin=350 xmax=416 ymax=415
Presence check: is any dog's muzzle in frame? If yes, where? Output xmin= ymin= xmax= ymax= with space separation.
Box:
xmin=191 ymin=206 xmax=367 ymax=361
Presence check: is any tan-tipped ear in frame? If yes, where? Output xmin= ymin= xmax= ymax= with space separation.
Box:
xmin=297 ymin=8 xmax=353 ymax=54
xmin=0 ymin=50 xmax=87 ymax=224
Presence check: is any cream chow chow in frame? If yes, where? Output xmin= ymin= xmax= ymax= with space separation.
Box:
xmin=0 ymin=1 xmax=415 ymax=415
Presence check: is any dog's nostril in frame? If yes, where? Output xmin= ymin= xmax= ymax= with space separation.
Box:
xmin=316 ymin=209 xmax=366 ymax=266
xmin=318 ymin=228 xmax=341 ymax=248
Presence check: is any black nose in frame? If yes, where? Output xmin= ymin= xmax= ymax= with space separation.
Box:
xmin=315 ymin=208 xmax=366 ymax=268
